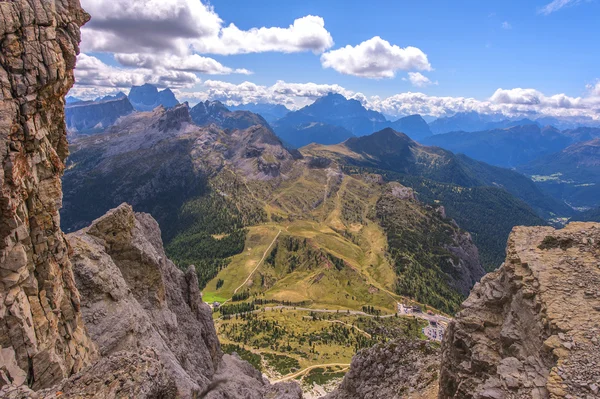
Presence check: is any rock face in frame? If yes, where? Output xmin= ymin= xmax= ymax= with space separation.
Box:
xmin=67 ymin=204 xmax=221 ymax=396
xmin=324 ymin=339 xmax=440 ymax=399
xmin=67 ymin=204 xmax=302 ymax=399
xmin=65 ymin=96 xmax=134 ymax=134
xmin=128 ymin=84 xmax=179 ymax=111
xmin=0 ymin=0 xmax=97 ymax=390
xmin=61 ymin=104 xmax=296 ymax=234
xmin=439 ymin=222 xmax=600 ymax=399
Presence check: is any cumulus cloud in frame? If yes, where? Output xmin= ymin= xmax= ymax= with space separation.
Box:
xmin=404 ymin=72 xmax=436 ymax=87
xmin=173 ymin=80 xmax=356 ymax=109
xmin=193 ymin=16 xmax=334 ymax=55
xmin=81 ymin=0 xmax=333 ymax=62
xmin=114 ymin=53 xmax=251 ymax=75
xmin=502 ymin=21 xmax=512 ymax=29
xmin=74 ymin=54 xmax=201 ymax=90
xmin=538 ymin=0 xmax=584 ymax=15
xmin=320 ymin=36 xmax=431 ymax=79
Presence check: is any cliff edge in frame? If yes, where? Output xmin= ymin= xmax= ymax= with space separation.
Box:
xmin=440 ymin=222 xmax=600 ymax=399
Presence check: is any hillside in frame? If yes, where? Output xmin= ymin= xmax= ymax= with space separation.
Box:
xmin=303 ymin=128 xmax=559 ymax=269
xmin=128 ymin=83 xmax=179 ymax=111
xmin=519 ymin=138 xmax=600 ymax=208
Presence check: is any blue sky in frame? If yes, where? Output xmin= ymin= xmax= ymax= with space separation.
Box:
xmin=74 ymin=0 xmax=600 ymax=119
xmin=208 ymin=0 xmax=599 ymax=99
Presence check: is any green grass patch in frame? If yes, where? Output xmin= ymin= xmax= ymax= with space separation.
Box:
xmin=263 ymin=353 xmax=301 ymax=375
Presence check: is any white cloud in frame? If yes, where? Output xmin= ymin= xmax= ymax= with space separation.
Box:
xmin=320 ymin=36 xmax=431 ymax=79
xmin=173 ymin=80 xmax=356 ymax=109
xmin=74 ymin=54 xmax=201 ymax=90
xmin=80 ymin=0 xmax=333 ymax=75
xmin=114 ymin=53 xmax=251 ymax=75
xmin=502 ymin=21 xmax=512 ymax=29
xmin=193 ymin=15 xmax=334 ymax=55
xmin=538 ymin=0 xmax=584 ymax=15
xmin=404 ymin=72 xmax=436 ymax=87
xmin=587 ymin=80 xmax=600 ymax=96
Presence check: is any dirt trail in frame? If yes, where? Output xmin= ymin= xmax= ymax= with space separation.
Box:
xmin=272 ymin=363 xmax=351 ymax=383
xmin=223 ymin=230 xmax=281 ymax=305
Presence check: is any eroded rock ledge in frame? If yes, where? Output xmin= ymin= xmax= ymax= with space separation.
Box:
xmin=439 ymin=222 xmax=600 ymax=399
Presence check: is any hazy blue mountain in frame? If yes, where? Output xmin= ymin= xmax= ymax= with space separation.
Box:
xmin=274 ymin=93 xmax=387 ymax=137
xmin=428 ymin=112 xmax=504 ymax=134
xmin=95 ymin=92 xmax=127 ymax=102
xmin=277 ymin=122 xmax=355 ymax=148
xmin=228 ymin=103 xmax=290 ymax=123
xmin=65 ymin=96 xmax=134 ymax=135
xmin=189 ymin=100 xmax=270 ymax=131
xmin=272 ymin=93 xmax=433 ymax=145
xmin=388 ymin=114 xmax=432 ymax=141
xmin=422 ymin=125 xmax=573 ymax=168
xmin=128 ymin=84 xmax=179 ymax=111
xmin=572 ymin=207 xmax=600 ymax=222
xmin=519 ymin=138 xmax=600 ymax=209
xmin=66 ymin=96 xmax=82 ymax=104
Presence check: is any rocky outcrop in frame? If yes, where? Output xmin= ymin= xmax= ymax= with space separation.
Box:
xmin=67 ymin=204 xmax=221 ymax=396
xmin=0 ymin=349 xmax=177 ymax=399
xmin=439 ymin=222 xmax=600 ymax=399
xmin=324 ymin=339 xmax=440 ymax=399
xmin=68 ymin=204 xmax=302 ymax=399
xmin=0 ymin=0 xmax=97 ymax=390
xmin=65 ymin=96 xmax=134 ymax=134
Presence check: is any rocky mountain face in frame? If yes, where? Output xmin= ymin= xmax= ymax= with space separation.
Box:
xmin=128 ymin=84 xmax=179 ymax=111
xmin=324 ymin=339 xmax=440 ymax=399
xmin=190 ymin=100 xmax=270 ymax=131
xmin=61 ymin=103 xmax=294 ymax=234
xmin=66 ymin=203 xmax=302 ymax=399
xmin=65 ymin=96 xmax=134 ymax=134
xmin=0 ymin=0 xmax=97 ymax=390
xmin=440 ymin=222 xmax=600 ymax=399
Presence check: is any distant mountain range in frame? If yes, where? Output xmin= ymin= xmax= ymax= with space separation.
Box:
xmin=519 ymin=138 xmax=600 ymax=209
xmin=228 ymin=103 xmax=290 ymax=123
xmin=272 ymin=93 xmax=432 ymax=146
xmin=190 ymin=100 xmax=270 ymax=131
xmin=65 ymin=96 xmax=134 ymax=134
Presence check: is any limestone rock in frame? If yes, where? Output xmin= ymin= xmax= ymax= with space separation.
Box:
xmin=439 ymin=222 xmax=600 ymax=399
xmin=0 ymin=0 xmax=96 ymax=390
xmin=325 ymin=339 xmax=440 ymax=399
xmin=67 ymin=203 xmax=221 ymax=397
xmin=0 ymin=348 xmax=177 ymax=398
xmin=68 ymin=203 xmax=301 ymax=398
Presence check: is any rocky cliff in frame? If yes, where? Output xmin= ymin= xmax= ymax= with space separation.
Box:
xmin=66 ymin=203 xmax=302 ymax=399
xmin=324 ymin=339 xmax=440 ymax=399
xmin=65 ymin=96 xmax=134 ymax=134
xmin=0 ymin=0 xmax=97 ymax=390
xmin=439 ymin=222 xmax=600 ymax=399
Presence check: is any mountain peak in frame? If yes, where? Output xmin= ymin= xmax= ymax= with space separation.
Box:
xmin=128 ymin=84 xmax=180 ymax=111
